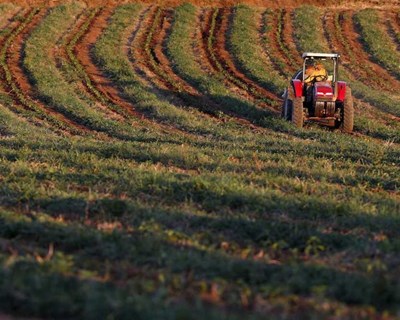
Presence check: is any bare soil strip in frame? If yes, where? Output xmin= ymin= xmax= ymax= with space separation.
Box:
xmin=152 ymin=8 xmax=199 ymax=97
xmin=383 ymin=11 xmax=400 ymax=52
xmin=128 ymin=6 xmax=245 ymax=130
xmin=334 ymin=10 xmax=400 ymax=92
xmin=281 ymin=9 xmax=303 ymax=66
xmin=202 ymin=8 xmax=277 ymax=111
xmin=323 ymin=11 xmax=400 ymax=126
xmin=57 ymin=8 xmax=125 ymax=122
xmin=73 ymin=7 xmax=146 ymax=122
xmin=129 ymin=6 xmax=174 ymax=92
xmin=2 ymin=8 xmax=88 ymax=135
xmin=151 ymin=8 xmax=229 ymax=119
xmin=261 ymin=9 xmax=296 ymax=77
xmin=148 ymin=7 xmax=256 ymax=124
xmin=216 ymin=8 xmax=280 ymax=103
xmin=122 ymin=5 xmax=200 ymax=136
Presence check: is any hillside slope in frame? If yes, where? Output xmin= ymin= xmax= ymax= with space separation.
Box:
xmin=0 ymin=2 xmax=399 ymax=319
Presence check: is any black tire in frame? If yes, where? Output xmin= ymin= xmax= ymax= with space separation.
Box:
xmin=282 ymin=88 xmax=294 ymax=121
xmin=343 ymin=87 xmax=354 ymax=133
xmin=291 ymin=97 xmax=303 ymax=128
xmin=281 ymin=99 xmax=293 ymax=121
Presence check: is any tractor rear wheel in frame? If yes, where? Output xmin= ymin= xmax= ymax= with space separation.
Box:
xmin=291 ymin=97 xmax=303 ymax=128
xmin=282 ymin=88 xmax=293 ymax=120
xmin=343 ymin=87 xmax=354 ymax=133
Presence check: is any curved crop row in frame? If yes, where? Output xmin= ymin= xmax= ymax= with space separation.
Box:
xmin=166 ymin=4 xmax=278 ymax=129
xmin=56 ymin=8 xmax=127 ymax=122
xmin=229 ymin=5 xmax=286 ymax=96
xmin=0 ymin=8 xmax=87 ymax=135
xmin=23 ymin=4 xmax=151 ymax=141
xmin=94 ymin=4 xmax=223 ymax=137
xmin=0 ymin=4 xmax=400 ymax=320
xmin=140 ymin=7 xmax=240 ymax=128
xmin=65 ymin=8 xmax=130 ymax=117
xmin=294 ymin=6 xmax=400 ymax=120
xmin=261 ymin=9 xmax=295 ymax=78
xmin=206 ymin=8 xmax=277 ymax=107
xmin=326 ymin=11 xmax=400 ymax=94
xmin=355 ymin=9 xmax=400 ymax=79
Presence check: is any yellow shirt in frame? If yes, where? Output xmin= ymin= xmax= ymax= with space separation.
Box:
xmin=304 ymin=68 xmax=328 ymax=83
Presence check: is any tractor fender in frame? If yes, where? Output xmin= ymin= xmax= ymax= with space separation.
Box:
xmin=291 ymin=79 xmax=303 ymax=98
xmin=336 ymin=81 xmax=346 ymax=102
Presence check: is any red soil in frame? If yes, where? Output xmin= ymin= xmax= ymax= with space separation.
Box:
xmin=72 ymin=7 xmax=143 ymax=121
xmin=152 ymin=8 xmax=199 ymax=96
xmin=337 ymin=10 xmax=400 ymax=91
xmin=213 ymin=8 xmax=279 ymax=103
xmin=263 ymin=10 xmax=296 ymax=77
xmin=4 ymin=8 xmax=89 ymax=134
xmin=56 ymin=8 xmax=125 ymax=122
xmin=2 ymin=0 xmax=400 ymax=9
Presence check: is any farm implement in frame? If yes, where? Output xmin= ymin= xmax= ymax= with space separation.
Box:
xmin=282 ymin=53 xmax=354 ymax=132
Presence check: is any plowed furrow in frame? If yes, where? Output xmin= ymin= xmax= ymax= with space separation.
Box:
xmin=129 ymin=6 xmax=173 ymax=92
xmin=57 ymin=8 xmax=124 ymax=122
xmin=204 ymin=8 xmax=276 ymax=109
xmin=196 ymin=9 xmax=218 ymax=75
xmin=277 ymin=8 xmax=400 ymax=136
xmin=384 ymin=11 xmax=400 ymax=51
xmin=263 ymin=9 xmax=301 ymax=77
xmin=215 ymin=8 xmax=279 ymax=105
xmin=68 ymin=7 xmax=143 ymax=123
xmin=281 ymin=9 xmax=302 ymax=65
xmin=324 ymin=11 xmax=400 ymax=128
xmin=152 ymin=9 xmax=199 ymax=97
xmin=333 ymin=10 xmax=400 ymax=93
xmin=123 ymin=6 xmax=199 ymax=136
xmin=151 ymin=8 xmax=254 ymax=123
xmin=0 ymin=8 xmax=51 ymax=130
xmin=151 ymin=9 xmax=229 ymax=119
xmin=2 ymin=8 xmax=87 ymax=135
xmin=129 ymin=6 xmax=230 ymax=128
xmin=261 ymin=9 xmax=295 ymax=77
xmin=323 ymin=11 xmax=379 ymax=89
xmin=0 ymin=6 xmax=20 ymax=30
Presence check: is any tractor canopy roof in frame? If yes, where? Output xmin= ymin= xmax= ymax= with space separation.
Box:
xmin=302 ymin=52 xmax=340 ymax=59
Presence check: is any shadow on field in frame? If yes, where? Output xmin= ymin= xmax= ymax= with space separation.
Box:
xmin=0 ymin=202 xmax=399 ymax=318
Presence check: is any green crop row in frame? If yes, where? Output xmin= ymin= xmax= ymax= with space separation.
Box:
xmin=167 ymin=4 xmax=282 ymax=129
xmin=259 ymin=10 xmax=289 ymax=77
xmin=23 ymin=4 xmax=158 ymax=141
xmin=0 ymin=8 xmax=83 ymax=135
xmin=93 ymin=4 xmax=229 ymax=137
xmin=355 ymin=9 xmax=400 ymax=79
xmin=332 ymin=12 xmax=395 ymax=93
xmin=229 ymin=5 xmax=286 ymax=95
xmin=65 ymin=8 xmax=131 ymax=117
xmin=0 ymin=118 xmax=399 ymax=318
xmin=207 ymin=8 xmax=276 ymax=106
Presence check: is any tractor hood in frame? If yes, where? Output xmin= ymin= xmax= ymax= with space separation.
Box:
xmin=314 ymin=82 xmax=334 ymax=100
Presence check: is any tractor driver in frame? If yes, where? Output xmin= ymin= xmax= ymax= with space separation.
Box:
xmin=304 ymin=62 xmax=328 ymax=84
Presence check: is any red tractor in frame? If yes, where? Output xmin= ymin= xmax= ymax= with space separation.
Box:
xmin=282 ymin=53 xmax=354 ymax=132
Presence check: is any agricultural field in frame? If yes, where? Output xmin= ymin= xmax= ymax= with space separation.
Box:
xmin=0 ymin=0 xmax=399 ymax=319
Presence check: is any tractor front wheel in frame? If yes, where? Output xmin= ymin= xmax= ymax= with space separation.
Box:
xmin=343 ymin=87 xmax=354 ymax=133
xmin=291 ymin=97 xmax=303 ymax=128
